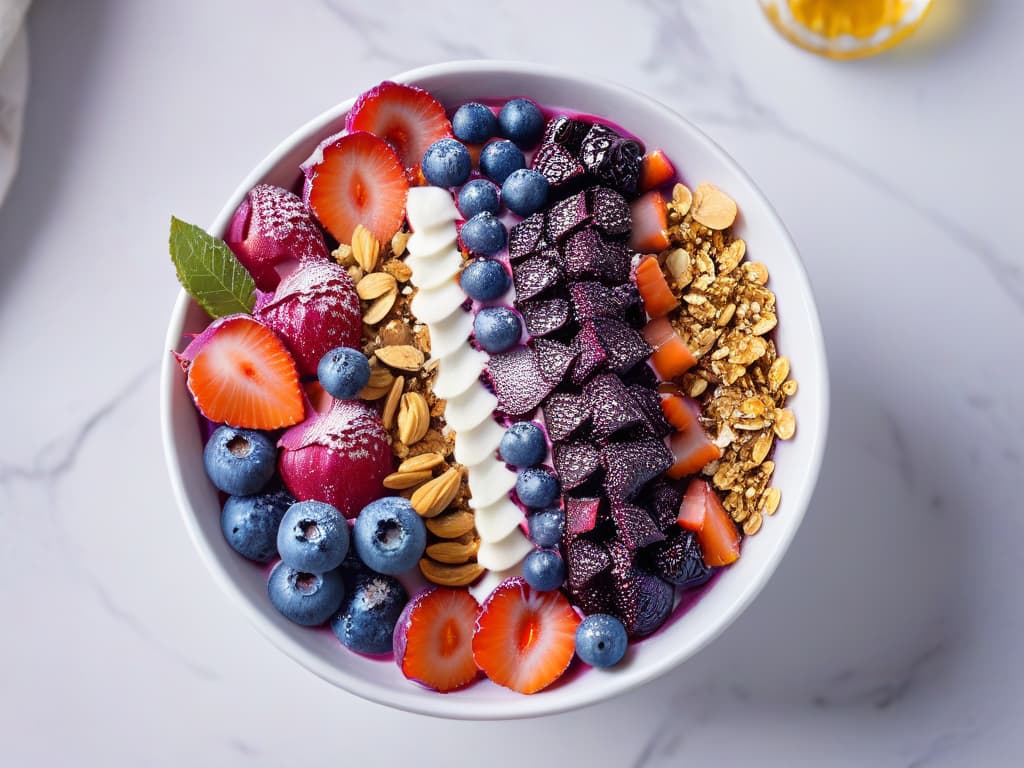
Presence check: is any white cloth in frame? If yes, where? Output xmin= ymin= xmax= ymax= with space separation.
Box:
xmin=0 ymin=0 xmax=29 ymax=206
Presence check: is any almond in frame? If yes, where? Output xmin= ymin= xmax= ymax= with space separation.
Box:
xmin=376 ymin=344 xmax=424 ymax=372
xmin=351 ymin=224 xmax=381 ymax=272
xmin=383 ymin=470 xmax=433 ymax=490
xmin=425 ymin=536 xmax=480 ymax=564
xmin=418 ymin=558 xmax=484 ymax=587
xmin=425 ymin=509 xmax=476 ymax=538
xmin=692 ymin=182 xmax=738 ymax=230
xmin=362 ymin=289 xmax=397 ymax=326
xmin=410 ymin=466 xmax=462 ymax=518
xmin=398 ymin=452 xmax=445 ymax=473
xmin=397 ymin=391 xmax=429 ymax=445
xmin=381 ymin=375 xmax=405 ymax=430
xmin=390 ymin=230 xmax=410 ymax=258
xmin=356 ymin=271 xmax=398 ymax=300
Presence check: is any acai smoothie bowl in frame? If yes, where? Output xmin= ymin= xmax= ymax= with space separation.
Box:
xmin=160 ymin=61 xmax=828 ymax=719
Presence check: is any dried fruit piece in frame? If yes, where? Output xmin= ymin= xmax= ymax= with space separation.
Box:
xmin=677 ymin=478 xmax=741 ymax=566
xmin=642 ymin=317 xmax=697 ymax=379
xmin=638 ymin=149 xmax=676 ymax=192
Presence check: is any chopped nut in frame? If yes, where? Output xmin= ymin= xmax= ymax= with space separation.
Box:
xmin=742 ymin=512 xmax=763 ymax=536
xmin=398 ymin=452 xmax=444 ymax=473
xmin=671 ymin=183 xmax=693 ymax=216
xmin=390 ymin=230 xmax=410 ymax=258
xmin=425 ymin=509 xmax=476 ymax=538
xmin=363 ymin=289 xmax=397 ymax=325
xmin=781 ymin=379 xmax=799 ymax=396
xmin=768 ymin=356 xmax=790 ymax=391
xmin=332 ymin=243 xmax=354 ymax=266
xmin=760 ymin=487 xmax=781 ymax=516
xmin=381 ymin=375 xmax=405 ymax=429
xmin=383 ymin=259 xmax=413 ymax=283
xmin=375 ymin=344 xmax=424 ymax=372
xmin=419 ymin=558 xmax=484 ymax=587
xmin=356 ymin=272 xmax=398 ymax=300
xmin=411 ymin=467 xmax=463 ymax=518
xmin=773 ymin=408 xmax=796 ymax=440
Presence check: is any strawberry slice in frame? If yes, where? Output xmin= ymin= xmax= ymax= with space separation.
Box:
xmin=642 ymin=317 xmax=697 ymax=380
xmin=305 ymin=130 xmax=409 ymax=246
xmin=473 ymin=577 xmax=581 ymax=694
xmin=346 ymin=81 xmax=453 ymax=180
xmin=628 ymin=191 xmax=670 ymax=253
xmin=638 ymin=149 xmax=676 ymax=192
xmin=661 ymin=395 xmax=721 ymax=479
xmin=678 ymin=479 xmax=741 ymax=567
xmin=177 ymin=315 xmax=304 ymax=430
xmin=635 ymin=255 xmax=680 ymax=318
xmin=394 ymin=588 xmax=481 ymax=693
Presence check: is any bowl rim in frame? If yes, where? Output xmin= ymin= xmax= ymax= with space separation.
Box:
xmin=160 ymin=59 xmax=830 ymax=719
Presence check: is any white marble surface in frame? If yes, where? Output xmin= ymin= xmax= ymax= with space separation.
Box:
xmin=1 ymin=0 xmax=1021 ymax=764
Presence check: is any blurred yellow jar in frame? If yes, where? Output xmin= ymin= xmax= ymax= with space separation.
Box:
xmin=759 ymin=0 xmax=934 ymax=59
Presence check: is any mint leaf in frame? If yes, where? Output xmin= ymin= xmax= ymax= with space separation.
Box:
xmin=169 ymin=216 xmax=256 ymax=318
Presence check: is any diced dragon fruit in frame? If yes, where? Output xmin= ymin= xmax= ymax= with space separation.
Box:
xmin=485 ymin=346 xmax=554 ymax=417
xmin=541 ymin=392 xmax=591 ymax=442
xmin=591 ymin=317 xmax=652 ymax=374
xmin=589 ymin=186 xmax=631 ymax=236
xmin=544 ymin=190 xmax=590 ymax=244
xmin=565 ymin=535 xmax=612 ymax=592
xmin=512 ymin=252 xmax=563 ymax=301
xmin=585 ymin=373 xmax=645 ymax=440
xmin=601 ymin=438 xmax=674 ymax=500
xmin=565 ymin=496 xmax=602 ymax=535
xmin=628 ymin=385 xmax=673 ymax=439
xmin=609 ymin=497 xmax=665 ymax=550
xmin=561 ymin=227 xmax=630 ymax=283
xmin=516 ymin=297 xmax=573 ymax=338
xmin=533 ymin=338 xmax=579 ymax=385
xmin=508 ymin=213 xmax=547 ymax=262
xmin=552 ymin=441 xmax=602 ymax=491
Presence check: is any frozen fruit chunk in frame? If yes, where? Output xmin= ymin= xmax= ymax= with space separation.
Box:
xmin=641 ymin=530 xmax=711 ymax=589
xmin=635 ymin=255 xmax=680 ymax=319
xmin=624 ymin=362 xmax=658 ymax=390
xmin=642 ymin=318 xmax=697 ymax=380
xmin=638 ymin=149 xmax=676 ymax=192
xmin=517 ymin=298 xmax=573 ymax=338
xmin=609 ymin=497 xmax=665 ymax=550
xmin=579 ymin=124 xmax=643 ymax=197
xmin=542 ymin=392 xmax=591 ymax=442
xmin=542 ymin=115 xmax=591 ymax=152
xmin=585 ymin=373 xmax=645 ymax=440
xmin=569 ymin=281 xmax=639 ymax=323
xmin=565 ymin=536 xmax=612 ymax=592
xmin=561 ymin=227 xmax=630 ymax=284
xmin=570 ymin=322 xmax=608 ymax=385
xmin=485 ymin=346 xmax=554 ymax=417
xmin=637 ymin=478 xmax=684 ymax=530
xmin=533 ymin=338 xmax=579 ymax=385
xmin=512 ymin=252 xmax=563 ymax=301
xmin=508 ymin=213 xmax=547 ymax=262
xmin=544 ymin=190 xmax=590 ymax=244
xmin=616 ymin=570 xmax=674 ymax=637
xmin=678 ymin=479 xmax=741 ymax=567
xmin=226 ymin=184 xmax=329 ymax=292
xmin=629 ymin=191 xmax=671 ymax=253
xmin=565 ymin=496 xmax=601 ymax=536
xmin=589 ymin=187 xmax=631 ymax=236
xmin=662 ymin=395 xmax=721 ymax=478
xmin=602 ymin=438 xmax=673 ymax=500
xmin=592 ymin=317 xmax=653 ymax=374
xmin=552 ymin=441 xmax=602 ymax=491
xmin=531 ymin=142 xmax=586 ymax=190
xmin=568 ymin=575 xmax=615 ymax=617
xmin=629 ymin=385 xmax=673 ymax=439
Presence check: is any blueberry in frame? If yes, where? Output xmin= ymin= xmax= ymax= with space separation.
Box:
xmin=575 ymin=614 xmax=628 ymax=668
xmin=203 ymin=426 xmax=277 ymax=496
xmin=330 ymin=570 xmax=408 ymax=655
xmin=457 ymin=179 xmax=501 ymax=219
xmin=352 ymin=496 xmax=426 ymax=575
xmin=498 ymin=98 xmax=545 ymax=148
xmin=515 ymin=467 xmax=560 ymax=509
xmin=523 ymin=547 xmax=565 ymax=591
xmin=528 ymin=508 xmax=564 ymax=547
xmin=267 ymin=562 xmax=345 ymax=626
xmin=479 ymin=139 xmax=526 ymax=184
xmin=473 ymin=306 xmax=522 ymax=354
xmin=501 ymin=168 xmax=549 ymax=217
xmin=460 ymin=211 xmax=507 ymax=255
xmin=452 ymin=102 xmax=498 ymax=144
xmin=276 ymin=500 xmax=349 ymax=573
xmin=220 ymin=488 xmax=294 ymax=563
xmin=422 ymin=138 xmax=471 ymax=188
xmin=499 ymin=421 xmax=547 ymax=468
xmin=460 ymin=257 xmax=511 ymax=302
xmin=317 ymin=346 xmax=370 ymax=400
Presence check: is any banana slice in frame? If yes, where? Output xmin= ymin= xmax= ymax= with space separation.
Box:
xmin=410 ymin=277 xmax=467 ymax=324
xmin=444 ymin=384 xmax=498 ymax=432
xmin=477 ymin=530 xmax=533 ymax=572
xmin=467 ymin=456 xmax=518 ymax=508
xmin=453 ymin=418 xmax=505 ymax=467
xmin=432 ymin=346 xmax=487 ymax=400
xmin=473 ymin=496 xmax=525 ymax=542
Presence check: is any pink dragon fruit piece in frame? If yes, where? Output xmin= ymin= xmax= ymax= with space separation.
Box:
xmin=254 ymin=260 xmax=362 ymax=378
xmin=226 ymin=184 xmax=330 ymax=291
xmin=278 ymin=399 xmax=392 ymax=519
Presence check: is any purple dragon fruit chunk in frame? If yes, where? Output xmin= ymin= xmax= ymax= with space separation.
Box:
xmin=542 ymin=115 xmax=592 ymax=153
xmin=516 ymin=298 xmax=573 ymax=338
xmin=561 ymin=227 xmax=630 ymax=284
xmin=531 ymin=142 xmax=586 ymax=190
xmin=609 ymin=497 xmax=666 ymax=550
xmin=485 ymin=346 xmax=554 ymax=417
xmin=570 ymin=321 xmax=608 ymax=385
xmin=566 ymin=536 xmax=612 ymax=592
xmin=565 ymin=496 xmax=602 ymax=535
xmin=629 ymin=385 xmax=673 ymax=439
xmin=617 ymin=571 xmax=674 ymax=637
xmin=589 ymin=186 xmax=631 ymax=236
xmin=544 ymin=190 xmax=591 ymax=244
xmin=508 ymin=213 xmax=548 ymax=262
xmin=623 ymin=361 xmax=659 ymax=390
xmin=552 ymin=441 xmax=602 ymax=491
xmin=585 ymin=374 xmax=645 ymax=440
xmin=641 ymin=529 xmax=712 ymax=589
xmin=226 ymin=184 xmax=330 ymax=292
xmin=579 ymin=124 xmax=644 ymax=197
xmin=637 ymin=478 xmax=684 ymax=530
xmin=569 ymin=281 xmax=637 ymax=323
xmin=592 ymin=317 xmax=653 ymax=374
xmin=601 ymin=438 xmax=674 ymax=500
xmin=542 ymin=392 xmax=591 ymax=442
xmin=533 ymin=338 xmax=579 ymax=385
xmin=569 ymin=575 xmax=616 ymax=617
xmin=511 ymin=252 xmax=563 ymax=301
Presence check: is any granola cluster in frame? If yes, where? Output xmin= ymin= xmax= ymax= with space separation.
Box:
xmin=333 ymin=228 xmax=482 ymax=586
xmin=659 ymin=183 xmax=797 ymax=535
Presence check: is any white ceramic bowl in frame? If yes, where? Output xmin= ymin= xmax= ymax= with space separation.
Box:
xmin=160 ymin=61 xmax=829 ymax=719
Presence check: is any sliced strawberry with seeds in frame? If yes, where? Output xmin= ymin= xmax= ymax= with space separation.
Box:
xmin=178 ymin=315 xmax=303 ymax=430
xmin=394 ymin=588 xmax=480 ymax=693
xmin=305 ymin=130 xmax=409 ymax=246
xmin=473 ymin=577 xmax=581 ymax=694
xmin=346 ymin=81 xmax=453 ymax=180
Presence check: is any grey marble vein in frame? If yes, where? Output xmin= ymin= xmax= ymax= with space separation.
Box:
xmin=321 ymin=0 xmax=418 ymax=69
xmin=812 ymin=642 xmax=944 ymax=710
xmin=906 ymin=728 xmax=979 ymax=768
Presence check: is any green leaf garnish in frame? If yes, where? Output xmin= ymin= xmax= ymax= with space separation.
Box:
xmin=168 ymin=216 xmax=256 ymax=318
